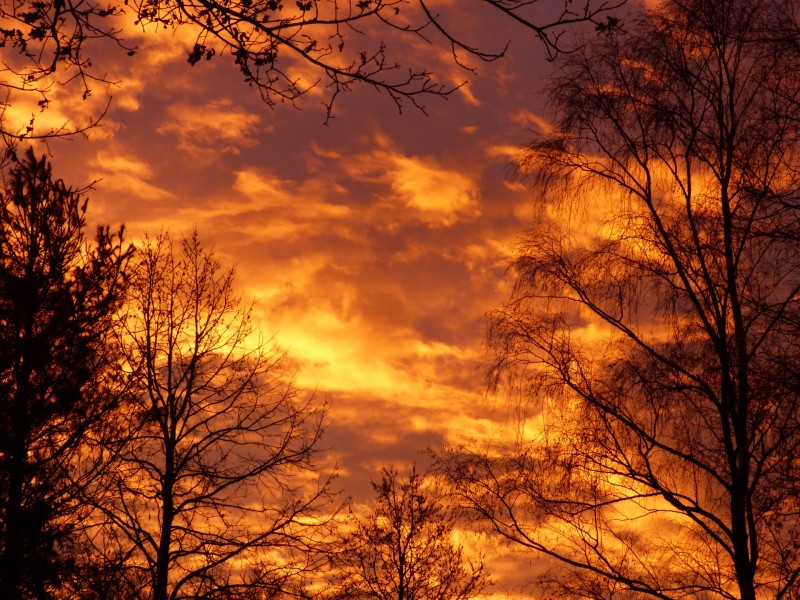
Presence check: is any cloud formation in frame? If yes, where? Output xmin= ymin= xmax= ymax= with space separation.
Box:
xmin=36 ymin=6 xmax=556 ymax=592
xmin=157 ymin=99 xmax=263 ymax=157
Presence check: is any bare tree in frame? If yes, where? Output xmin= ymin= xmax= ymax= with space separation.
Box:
xmin=331 ymin=465 xmax=488 ymax=600
xmin=89 ymin=231 xmax=338 ymax=600
xmin=0 ymin=148 xmax=131 ymax=600
xmin=439 ymin=0 xmax=800 ymax=598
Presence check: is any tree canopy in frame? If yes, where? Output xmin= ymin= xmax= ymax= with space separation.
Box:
xmin=0 ymin=149 xmax=131 ymax=600
xmin=332 ymin=466 xmax=488 ymax=600
xmin=86 ymin=231 xmax=337 ymax=600
xmin=441 ymin=0 xmax=800 ymax=598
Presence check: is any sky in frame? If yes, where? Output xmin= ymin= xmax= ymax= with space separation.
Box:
xmin=14 ymin=2 xmax=597 ymax=595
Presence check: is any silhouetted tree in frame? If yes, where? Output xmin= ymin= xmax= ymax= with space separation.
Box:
xmin=0 ymin=0 xmax=623 ymax=142
xmin=440 ymin=0 xmax=800 ymax=598
xmin=89 ymin=231 xmax=337 ymax=600
xmin=0 ymin=148 xmax=131 ymax=600
xmin=332 ymin=466 xmax=488 ymax=600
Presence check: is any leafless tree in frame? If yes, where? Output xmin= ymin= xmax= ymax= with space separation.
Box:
xmin=331 ymin=465 xmax=488 ymax=600
xmin=87 ymin=231 xmax=338 ymax=600
xmin=439 ymin=0 xmax=800 ymax=598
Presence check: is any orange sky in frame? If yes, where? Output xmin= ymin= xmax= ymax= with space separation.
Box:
xmin=19 ymin=5 xmax=574 ymax=595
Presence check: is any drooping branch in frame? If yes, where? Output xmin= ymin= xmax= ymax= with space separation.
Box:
xmin=440 ymin=0 xmax=800 ymax=597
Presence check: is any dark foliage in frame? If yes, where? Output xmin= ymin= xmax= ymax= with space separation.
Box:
xmin=0 ymin=148 xmax=131 ymax=600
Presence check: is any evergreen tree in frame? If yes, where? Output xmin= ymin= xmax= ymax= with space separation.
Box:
xmin=0 ymin=149 xmax=131 ymax=599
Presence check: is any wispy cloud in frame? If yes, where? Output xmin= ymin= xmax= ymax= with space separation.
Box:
xmin=91 ymin=150 xmax=175 ymax=202
xmin=157 ymin=99 xmax=263 ymax=158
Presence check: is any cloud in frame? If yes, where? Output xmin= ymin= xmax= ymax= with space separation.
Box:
xmin=326 ymin=136 xmax=481 ymax=227
xmin=224 ymin=168 xmax=353 ymax=241
xmin=511 ymin=108 xmax=554 ymax=133
xmin=386 ymin=154 xmax=480 ymax=224
xmin=91 ymin=150 xmax=174 ymax=202
xmin=27 ymin=2 xmax=588 ymax=591
xmin=157 ymin=99 xmax=263 ymax=158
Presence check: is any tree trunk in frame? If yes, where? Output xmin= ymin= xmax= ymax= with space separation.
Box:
xmin=154 ymin=461 xmax=175 ymax=600
xmin=0 ymin=441 xmax=25 ymax=600
xmin=0 ymin=352 xmax=32 ymax=600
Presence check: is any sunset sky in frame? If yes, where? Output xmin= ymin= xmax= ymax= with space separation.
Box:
xmin=20 ymin=4 xmax=584 ymax=594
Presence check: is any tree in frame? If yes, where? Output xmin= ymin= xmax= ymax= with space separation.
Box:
xmin=440 ymin=0 xmax=800 ymax=598
xmin=332 ymin=466 xmax=488 ymax=600
xmin=0 ymin=0 xmax=623 ymax=143
xmin=0 ymin=148 xmax=131 ymax=600
xmin=89 ymin=231 xmax=337 ymax=600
